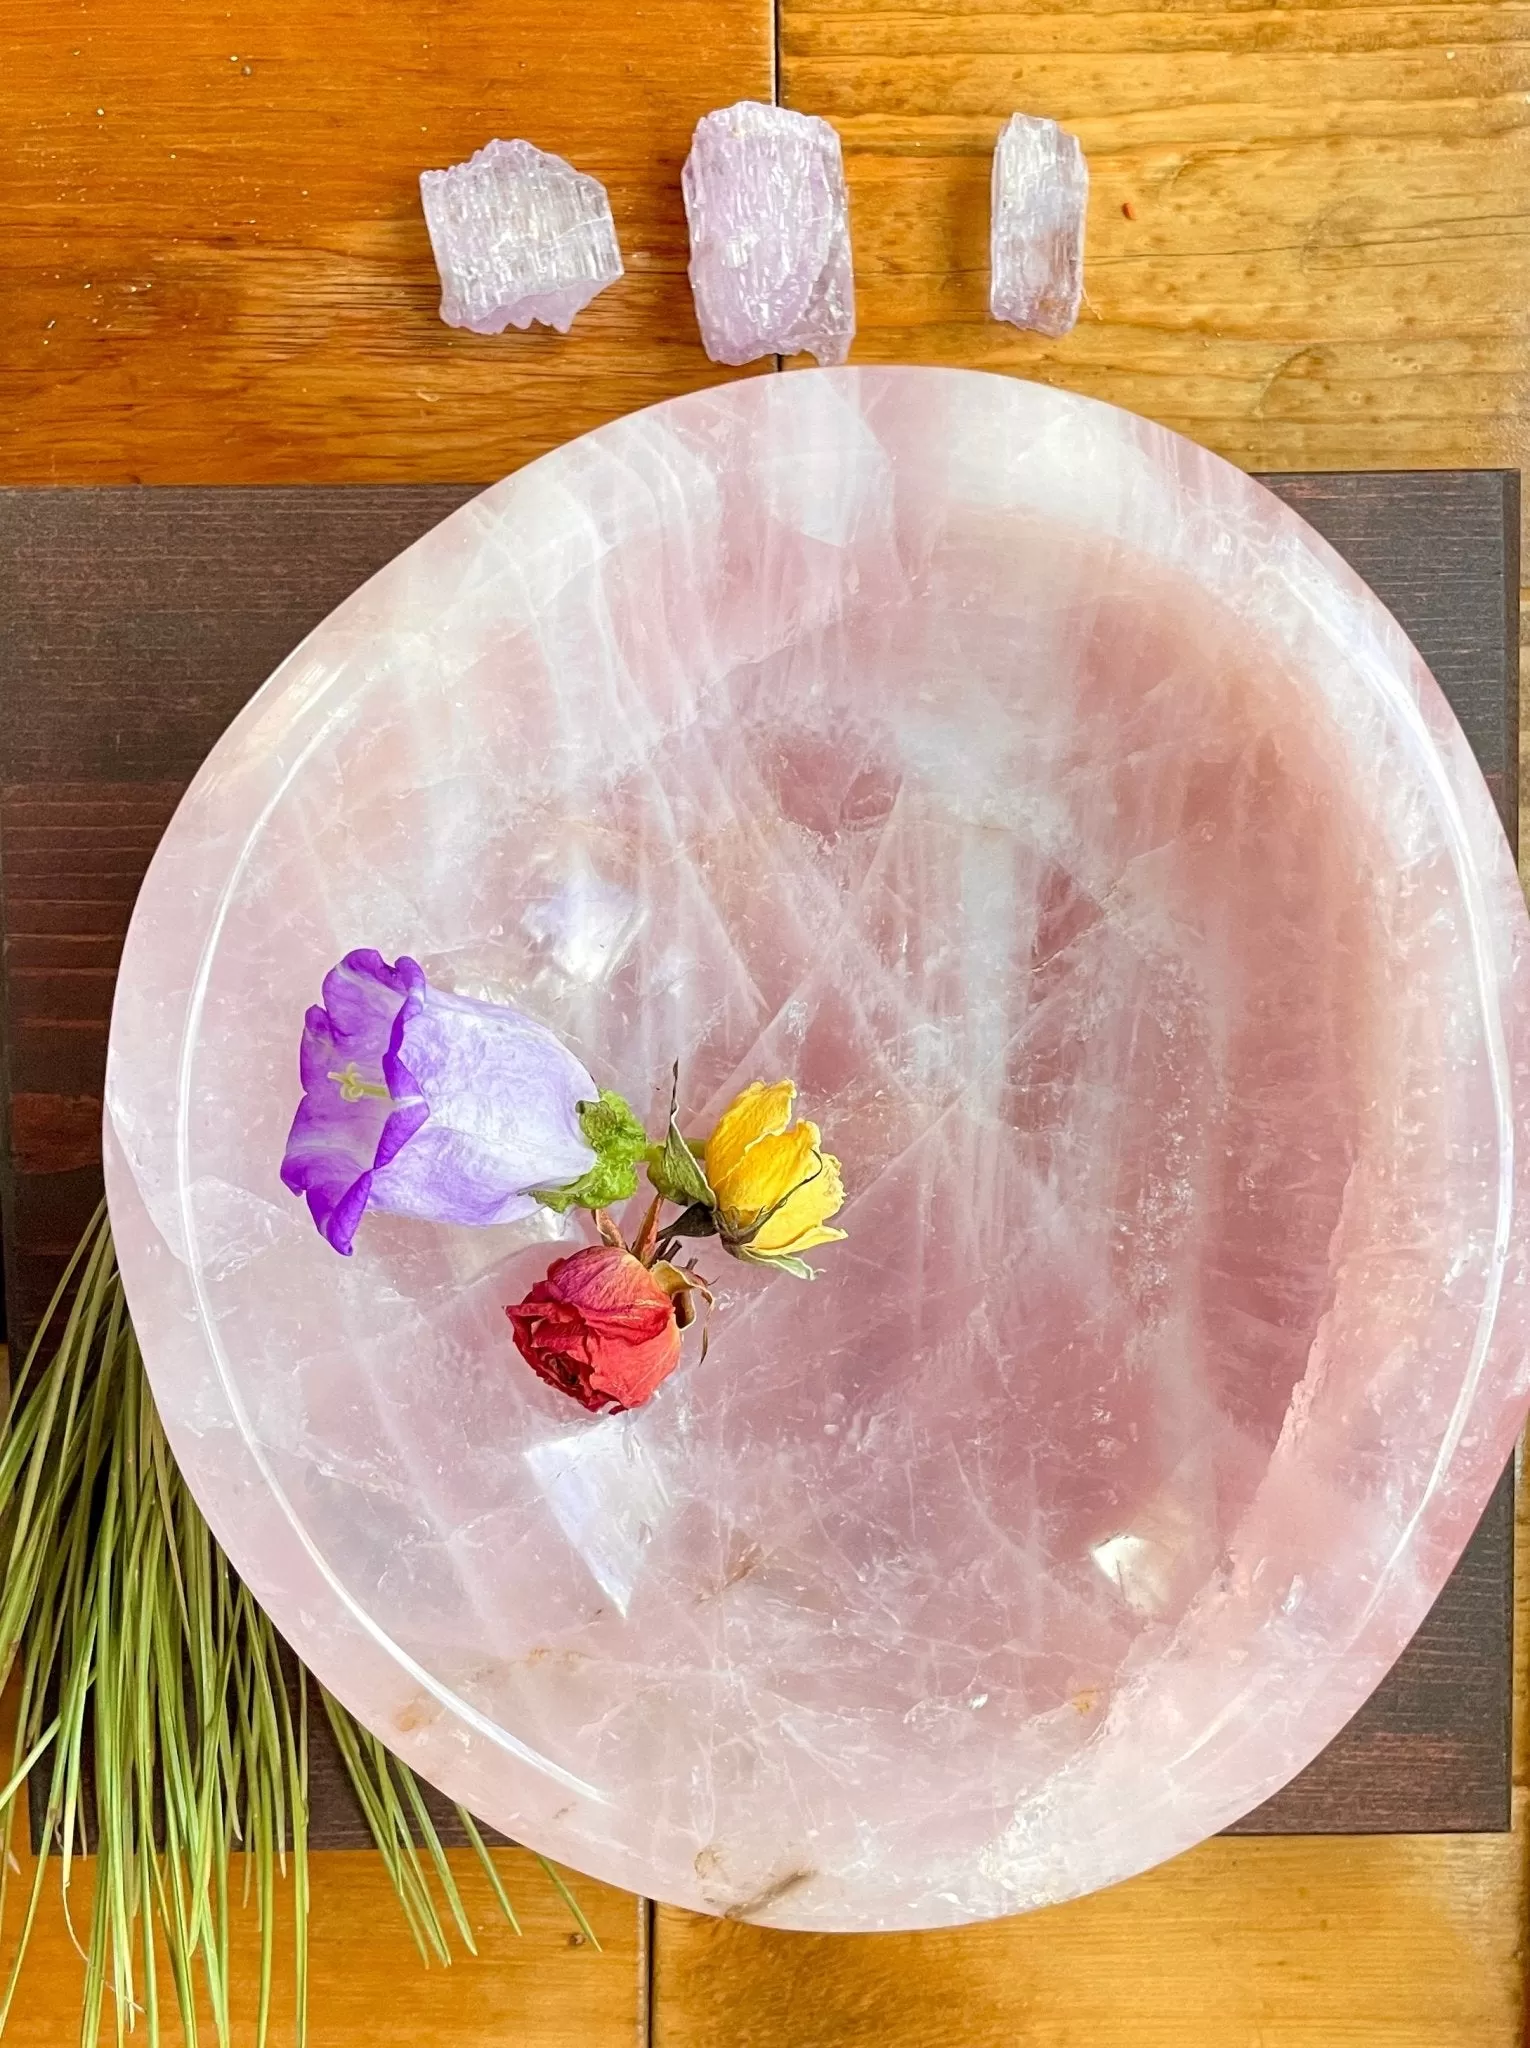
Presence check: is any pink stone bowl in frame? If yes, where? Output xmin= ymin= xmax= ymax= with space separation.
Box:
xmin=105 ymin=368 xmax=1530 ymax=1930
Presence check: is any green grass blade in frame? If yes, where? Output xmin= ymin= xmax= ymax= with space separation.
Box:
xmin=532 ymin=1854 xmax=602 ymax=1951
xmin=320 ymin=1696 xmax=445 ymax=1964
xmin=289 ymin=1664 xmax=310 ymax=2048
xmin=0 ymin=1717 xmax=60 ymax=1816
xmin=454 ymin=1809 xmax=522 ymax=1938
xmin=390 ymin=1758 xmax=478 ymax=1957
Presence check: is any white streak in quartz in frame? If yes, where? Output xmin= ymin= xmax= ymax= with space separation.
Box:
xmin=420 ymin=139 xmax=623 ymax=335
xmin=989 ymin=114 xmax=1088 ymax=337
xmin=188 ymin=1177 xmax=306 ymax=1281
xmin=525 ymin=1420 xmax=673 ymax=1617
xmin=519 ymin=869 xmax=646 ymax=984
xmin=105 ymin=368 xmax=1530 ymax=1931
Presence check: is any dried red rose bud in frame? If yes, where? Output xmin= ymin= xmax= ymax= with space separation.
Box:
xmin=506 ymin=1243 xmax=683 ymax=1413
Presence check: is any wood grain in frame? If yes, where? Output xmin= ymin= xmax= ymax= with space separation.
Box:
xmin=782 ymin=0 xmax=1530 ymax=481
xmin=651 ymin=1831 xmax=1525 ymax=2048
xmin=0 ymin=1843 xmax=645 ymax=2048
xmin=1270 ymin=470 xmax=1521 ymax=833
xmin=0 ymin=0 xmax=769 ymax=486
xmin=0 ymin=485 xmax=467 ymax=1342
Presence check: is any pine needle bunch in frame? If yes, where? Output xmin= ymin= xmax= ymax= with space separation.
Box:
xmin=0 ymin=1206 xmax=594 ymax=2046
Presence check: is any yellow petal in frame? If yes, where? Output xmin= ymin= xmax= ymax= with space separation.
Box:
xmin=744 ymin=1224 xmax=848 ymax=1262
xmin=750 ymin=1148 xmax=846 ymax=1255
xmin=721 ymin=1123 xmax=820 ymax=1225
xmin=703 ymin=1081 xmax=796 ymax=1202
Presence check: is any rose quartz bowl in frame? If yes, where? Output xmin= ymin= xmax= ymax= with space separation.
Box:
xmin=105 ymin=368 xmax=1530 ymax=1931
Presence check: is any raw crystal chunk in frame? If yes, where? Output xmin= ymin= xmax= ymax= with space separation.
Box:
xmin=989 ymin=113 xmax=1088 ymax=337
xmin=419 ymin=139 xmax=623 ymax=335
xmin=682 ymin=101 xmax=854 ymax=366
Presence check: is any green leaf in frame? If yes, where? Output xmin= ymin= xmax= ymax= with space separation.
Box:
xmin=534 ymin=1092 xmax=650 ymax=1214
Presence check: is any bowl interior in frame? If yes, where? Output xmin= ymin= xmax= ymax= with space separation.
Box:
xmin=105 ymin=368 xmax=1528 ymax=1928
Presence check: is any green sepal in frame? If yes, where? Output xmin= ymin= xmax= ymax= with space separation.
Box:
xmin=534 ymin=1092 xmax=650 ymax=1214
xmin=732 ymin=1247 xmax=817 ymax=1280
xmin=645 ymin=1122 xmax=715 ymax=1213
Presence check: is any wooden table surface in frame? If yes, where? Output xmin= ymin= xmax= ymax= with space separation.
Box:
xmin=2 ymin=0 xmax=1527 ymax=2040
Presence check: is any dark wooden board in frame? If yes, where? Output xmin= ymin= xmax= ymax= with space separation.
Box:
xmin=1269 ymin=471 xmax=1520 ymax=834
xmin=0 ymin=473 xmax=1519 ymax=1845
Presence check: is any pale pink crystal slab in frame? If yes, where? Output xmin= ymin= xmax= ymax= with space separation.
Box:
xmin=105 ymin=369 xmax=1530 ymax=1932
xmin=419 ymin=138 xmax=622 ymax=335
xmin=990 ymin=113 xmax=1088 ymax=336
xmin=682 ymin=101 xmax=854 ymax=365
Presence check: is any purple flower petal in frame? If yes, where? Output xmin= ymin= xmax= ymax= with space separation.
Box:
xmin=281 ymin=949 xmax=598 ymax=1254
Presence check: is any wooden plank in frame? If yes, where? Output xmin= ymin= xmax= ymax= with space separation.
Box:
xmin=0 ymin=486 xmax=469 ymax=1339
xmin=1268 ymin=471 xmax=1520 ymax=837
xmin=0 ymin=0 xmax=768 ymax=488
xmin=0 ymin=488 xmax=475 ymax=781
xmin=1236 ymin=463 xmax=1522 ymax=1845
xmin=0 ymin=1843 xmax=645 ymax=2048
xmin=0 ymin=473 xmax=1517 ymax=1867
xmin=650 ymin=1834 xmax=1524 ymax=2048
xmin=782 ymin=0 xmax=1529 ymax=478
